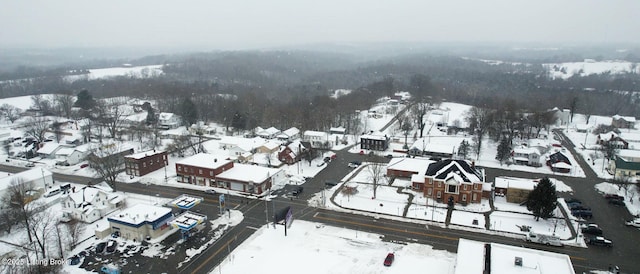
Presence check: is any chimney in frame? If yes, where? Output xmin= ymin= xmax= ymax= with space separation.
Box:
xmin=214 ymin=158 xmax=218 ymax=163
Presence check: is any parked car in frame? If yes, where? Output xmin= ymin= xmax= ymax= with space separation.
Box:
xmin=43 ymin=189 xmax=62 ymax=198
xmin=581 ymin=225 xmax=603 ymax=236
xmin=204 ymin=189 xmax=217 ymax=195
xmin=569 ymin=203 xmax=590 ymax=210
xmin=383 ymin=253 xmax=395 ymax=266
xmin=571 ymin=209 xmax=593 ymax=219
xmin=80 ymin=163 xmax=89 ymax=168
xmin=323 ymin=157 xmax=331 ymax=163
xmin=25 ymin=162 xmax=35 ymax=168
xmin=106 ymin=240 xmax=117 ymax=253
xmin=324 ymin=180 xmax=338 ymax=187
xmin=95 ymin=242 xmax=107 ymax=253
xmin=565 ymin=198 xmax=581 ymax=204
xmin=348 ymin=161 xmax=361 ymax=168
xmin=292 ymin=186 xmax=303 ymax=196
xmin=586 ymin=236 xmax=613 ymax=247
xmin=385 ymin=154 xmax=393 ymax=159
xmin=625 ymin=218 xmax=640 ymax=228
xmin=608 ymin=199 xmax=625 ymax=206
xmin=604 ymin=194 xmax=624 ymax=200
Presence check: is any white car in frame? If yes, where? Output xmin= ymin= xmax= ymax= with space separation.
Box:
xmin=204 ymin=189 xmax=216 ymax=195
xmin=625 ymin=218 xmax=640 ymax=228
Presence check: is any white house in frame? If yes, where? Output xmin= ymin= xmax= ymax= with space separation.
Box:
xmin=512 ymin=147 xmax=541 ymax=166
xmin=36 ymin=142 xmax=66 ymax=159
xmin=55 ymin=144 xmax=90 ymax=165
xmin=276 ymin=127 xmax=300 ymax=142
xmin=158 ymin=112 xmax=181 ymax=129
xmin=257 ymin=127 xmax=280 ymax=139
xmin=61 ymin=186 xmax=123 ymax=223
xmin=303 ymin=130 xmax=330 ymax=148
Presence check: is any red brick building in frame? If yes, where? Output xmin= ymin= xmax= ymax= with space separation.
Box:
xmin=124 ymin=150 xmax=168 ymax=176
xmin=175 ymin=153 xmax=234 ymax=186
xmin=412 ymin=159 xmax=485 ymax=204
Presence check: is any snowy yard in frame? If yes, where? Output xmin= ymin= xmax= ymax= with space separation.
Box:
xmin=210 ymin=221 xmax=456 ymax=274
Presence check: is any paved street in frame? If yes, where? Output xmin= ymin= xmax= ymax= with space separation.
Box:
xmin=2 ymin=129 xmax=639 ymax=273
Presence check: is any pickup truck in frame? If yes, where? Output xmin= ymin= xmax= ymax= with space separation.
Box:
xmin=525 ymin=232 xmax=563 ymax=247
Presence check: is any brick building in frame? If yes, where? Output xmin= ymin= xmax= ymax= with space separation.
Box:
xmin=175 ymin=153 xmax=234 ymax=186
xmin=412 ymin=159 xmax=485 ymax=204
xmin=125 ymin=150 xmax=168 ymax=176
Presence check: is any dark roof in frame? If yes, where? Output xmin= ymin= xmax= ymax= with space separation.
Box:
xmin=425 ymin=159 xmax=482 ymax=182
xmin=548 ymin=152 xmax=570 ymax=164
xmin=614 ymin=156 xmax=640 ymax=171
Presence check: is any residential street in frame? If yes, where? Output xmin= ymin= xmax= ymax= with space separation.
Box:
xmin=2 ymin=129 xmax=639 ymax=273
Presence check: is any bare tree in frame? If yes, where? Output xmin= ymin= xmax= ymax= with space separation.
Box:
xmin=86 ymin=144 xmax=128 ymax=191
xmin=53 ymin=92 xmax=75 ymax=119
xmin=0 ymin=104 xmax=23 ymax=123
xmin=30 ymin=94 xmax=53 ymax=115
xmin=568 ymin=96 xmax=579 ymax=123
xmin=466 ymin=107 xmax=492 ymax=160
xmin=64 ymin=220 xmax=85 ymax=250
xmin=367 ymin=162 xmax=386 ymax=199
xmin=29 ymin=209 xmax=56 ymax=259
xmin=24 ymin=116 xmax=51 ymax=143
xmin=102 ymin=98 xmax=129 ymax=139
xmin=4 ymin=179 xmax=42 ymax=243
xmin=411 ymin=101 xmax=428 ymax=138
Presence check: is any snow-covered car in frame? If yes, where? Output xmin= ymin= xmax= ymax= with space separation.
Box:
xmin=348 ymin=161 xmax=361 ymax=168
xmin=625 ymin=219 xmax=640 ymax=228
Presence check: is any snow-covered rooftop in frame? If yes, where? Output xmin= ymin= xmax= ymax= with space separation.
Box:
xmin=216 ymin=164 xmax=280 ymax=183
xmin=125 ymin=149 xmax=166 ymax=160
xmin=170 ymin=211 xmax=207 ymax=230
xmin=0 ymin=167 xmax=52 ymax=189
xmin=175 ymin=153 xmax=231 ymax=169
xmin=455 ymin=238 xmax=575 ymax=274
xmin=495 ymin=176 xmax=537 ymax=190
xmin=108 ymin=204 xmax=172 ymax=226
xmin=387 ymin=157 xmax=433 ymax=174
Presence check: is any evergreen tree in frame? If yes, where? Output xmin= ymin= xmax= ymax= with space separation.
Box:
xmin=525 ymin=177 xmax=558 ymax=221
xmin=458 ymin=140 xmax=470 ymax=159
xmin=495 ymin=138 xmax=511 ymax=165
xmin=146 ymin=107 xmax=157 ymax=126
xmin=73 ymin=89 xmax=96 ymax=110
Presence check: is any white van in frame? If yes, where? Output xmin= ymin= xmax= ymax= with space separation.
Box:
xmin=44 ymin=189 xmax=61 ymax=198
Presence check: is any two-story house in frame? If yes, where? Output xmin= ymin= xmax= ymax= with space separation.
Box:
xmin=158 ymin=112 xmax=181 ymax=129
xmin=303 ymin=130 xmax=331 ymax=149
xmin=61 ymin=186 xmax=123 ymax=223
xmin=512 ymin=147 xmax=541 ymax=166
xmin=612 ymin=114 xmax=636 ymax=129
xmin=413 ymin=159 xmax=486 ymax=204
xmin=276 ymin=127 xmax=300 ymax=142
xmin=175 ymin=153 xmax=234 ymax=186
xmin=360 ymin=132 xmax=389 ymax=151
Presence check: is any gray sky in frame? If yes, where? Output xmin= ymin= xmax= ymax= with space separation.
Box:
xmin=1 ymin=0 xmax=639 ymax=50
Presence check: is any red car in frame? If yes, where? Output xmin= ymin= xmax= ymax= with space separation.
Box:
xmin=383 ymin=253 xmax=394 ymax=266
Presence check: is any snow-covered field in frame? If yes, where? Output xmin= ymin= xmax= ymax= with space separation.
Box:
xmin=64 ymin=65 xmax=164 ymax=82
xmin=543 ymin=60 xmax=640 ymax=80
xmin=210 ymin=220 xmax=457 ymax=274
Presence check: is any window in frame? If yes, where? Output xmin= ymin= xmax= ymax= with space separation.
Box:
xmin=474 ymin=184 xmax=478 ymax=190
xmin=427 ymin=188 xmax=433 ymax=196
xmin=447 ymin=184 xmax=458 ymax=194
xmin=178 ymin=166 xmax=182 ymax=171
xmin=437 ymin=182 xmax=442 ymax=188
xmin=437 ymin=191 xmax=442 ymax=198
xmin=472 ymin=193 xmax=477 ymax=201
xmin=143 ymin=162 xmax=146 ymax=168
xmin=210 ymin=171 xmax=214 ymax=176
xmin=199 ymin=169 xmax=203 ymax=175
xmin=463 ymin=185 xmax=467 ymax=191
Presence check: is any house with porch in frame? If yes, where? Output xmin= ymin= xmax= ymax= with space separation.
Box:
xmin=609 ymin=150 xmax=640 ymax=180
xmin=303 ymin=130 xmax=331 ymax=149
xmin=61 ymin=186 xmax=123 ymax=223
xmin=158 ymin=112 xmax=181 ymax=129
xmin=512 ymin=147 xmax=541 ymax=166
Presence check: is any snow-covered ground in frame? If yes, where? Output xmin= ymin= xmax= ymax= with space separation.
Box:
xmin=210 ymin=220 xmax=457 ymax=274
xmin=543 ymin=60 xmax=640 ymax=80
xmin=595 ymin=182 xmax=640 ymax=216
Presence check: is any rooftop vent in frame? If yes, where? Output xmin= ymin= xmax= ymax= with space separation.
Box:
xmin=514 ymin=257 xmax=523 ymax=267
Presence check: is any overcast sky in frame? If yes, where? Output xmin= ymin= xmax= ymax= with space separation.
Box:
xmin=1 ymin=0 xmax=639 ymax=50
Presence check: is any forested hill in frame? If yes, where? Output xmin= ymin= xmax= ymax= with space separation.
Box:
xmin=1 ymin=48 xmax=640 ymax=117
